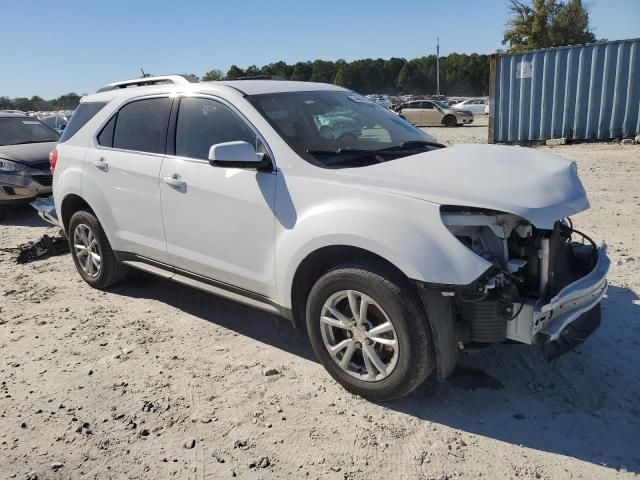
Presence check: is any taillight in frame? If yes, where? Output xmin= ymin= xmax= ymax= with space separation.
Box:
xmin=49 ymin=147 xmax=58 ymax=175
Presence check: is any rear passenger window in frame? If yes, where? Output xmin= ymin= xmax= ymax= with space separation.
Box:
xmin=59 ymin=102 xmax=106 ymax=143
xmin=175 ymin=97 xmax=256 ymax=160
xmin=112 ymin=98 xmax=172 ymax=154
xmin=97 ymin=115 xmax=117 ymax=147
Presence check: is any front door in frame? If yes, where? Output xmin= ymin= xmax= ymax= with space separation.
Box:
xmin=420 ymin=102 xmax=442 ymax=126
xmin=159 ymin=96 xmax=277 ymax=297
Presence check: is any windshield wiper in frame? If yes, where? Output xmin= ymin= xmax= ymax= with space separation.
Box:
xmin=376 ymin=140 xmax=446 ymax=152
xmin=306 ymin=148 xmax=377 ymax=157
xmin=306 ymin=141 xmax=445 ymax=159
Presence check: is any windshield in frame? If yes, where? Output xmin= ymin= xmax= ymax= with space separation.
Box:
xmin=0 ymin=117 xmax=59 ymax=146
xmin=248 ymin=91 xmax=440 ymax=168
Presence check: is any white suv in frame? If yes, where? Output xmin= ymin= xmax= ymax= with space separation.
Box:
xmin=52 ymin=76 xmax=609 ymax=400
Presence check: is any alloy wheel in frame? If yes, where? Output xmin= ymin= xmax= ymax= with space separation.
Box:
xmin=73 ymin=224 xmax=102 ymax=278
xmin=320 ymin=290 xmax=399 ymax=381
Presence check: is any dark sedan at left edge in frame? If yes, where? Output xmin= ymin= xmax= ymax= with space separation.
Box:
xmin=0 ymin=112 xmax=59 ymax=220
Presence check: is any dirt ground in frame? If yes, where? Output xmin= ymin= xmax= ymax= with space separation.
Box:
xmin=1 ymin=120 xmax=639 ymax=480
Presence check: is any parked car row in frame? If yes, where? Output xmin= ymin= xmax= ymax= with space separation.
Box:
xmin=44 ymin=75 xmax=608 ymax=401
xmin=1 ymin=109 xmax=74 ymax=133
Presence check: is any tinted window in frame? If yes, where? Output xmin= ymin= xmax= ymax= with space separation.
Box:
xmin=97 ymin=115 xmax=117 ymax=147
xmin=175 ymin=97 xmax=256 ymax=160
xmin=59 ymin=102 xmax=106 ymax=142
xmin=113 ymin=98 xmax=172 ymax=154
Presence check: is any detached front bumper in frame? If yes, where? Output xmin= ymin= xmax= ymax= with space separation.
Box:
xmin=535 ymin=244 xmax=609 ymax=358
xmin=506 ymin=243 xmax=609 ymax=358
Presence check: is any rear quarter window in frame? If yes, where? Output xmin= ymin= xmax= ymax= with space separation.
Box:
xmin=59 ymin=102 xmax=107 ymax=142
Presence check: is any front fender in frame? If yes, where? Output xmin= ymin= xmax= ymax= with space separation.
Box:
xmin=273 ymin=175 xmax=492 ymax=308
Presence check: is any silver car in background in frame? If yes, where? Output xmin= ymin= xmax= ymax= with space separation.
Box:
xmin=393 ymin=100 xmax=473 ymax=127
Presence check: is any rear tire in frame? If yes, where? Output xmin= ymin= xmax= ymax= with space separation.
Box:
xmin=306 ymin=261 xmax=434 ymax=401
xmin=443 ymin=115 xmax=457 ymax=128
xmin=68 ymin=209 xmax=128 ymax=289
xmin=0 ymin=206 xmax=8 ymax=221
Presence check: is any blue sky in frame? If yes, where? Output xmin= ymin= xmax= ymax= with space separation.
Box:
xmin=2 ymin=0 xmax=639 ymax=98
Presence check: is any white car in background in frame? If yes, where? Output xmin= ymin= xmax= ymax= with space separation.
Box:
xmin=452 ymin=98 xmax=488 ymax=115
xmin=51 ymin=76 xmax=608 ymax=401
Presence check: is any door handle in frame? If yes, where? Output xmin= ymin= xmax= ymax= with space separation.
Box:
xmin=163 ymin=174 xmax=186 ymax=189
xmin=93 ymin=157 xmax=108 ymax=171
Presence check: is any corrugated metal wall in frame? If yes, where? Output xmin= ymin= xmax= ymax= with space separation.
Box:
xmin=489 ymin=38 xmax=640 ymax=144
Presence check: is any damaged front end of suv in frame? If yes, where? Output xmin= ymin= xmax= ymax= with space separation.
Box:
xmin=439 ymin=206 xmax=609 ymax=360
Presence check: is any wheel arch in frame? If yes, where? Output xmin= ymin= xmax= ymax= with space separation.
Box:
xmin=60 ymin=193 xmax=91 ymax=233
xmin=289 ymin=244 xmax=412 ymax=329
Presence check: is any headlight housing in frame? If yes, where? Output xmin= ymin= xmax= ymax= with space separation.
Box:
xmin=0 ymin=159 xmax=27 ymax=173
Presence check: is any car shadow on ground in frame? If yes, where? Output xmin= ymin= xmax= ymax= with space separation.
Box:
xmin=0 ymin=204 xmax=49 ymax=227
xmin=111 ymin=272 xmax=640 ymax=473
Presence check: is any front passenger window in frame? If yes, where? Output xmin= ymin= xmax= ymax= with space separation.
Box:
xmin=175 ymin=97 xmax=257 ymax=160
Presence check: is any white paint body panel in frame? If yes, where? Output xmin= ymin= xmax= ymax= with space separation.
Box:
xmin=159 ymin=156 xmax=277 ymax=297
xmin=53 ymin=81 xmax=591 ymax=312
xmin=82 ymin=147 xmax=169 ymax=264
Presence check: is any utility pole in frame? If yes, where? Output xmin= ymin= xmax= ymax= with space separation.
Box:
xmin=436 ymin=37 xmax=440 ymax=96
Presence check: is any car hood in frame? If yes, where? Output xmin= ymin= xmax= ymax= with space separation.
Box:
xmin=332 ymin=144 xmax=589 ymax=228
xmin=0 ymin=142 xmax=57 ymax=166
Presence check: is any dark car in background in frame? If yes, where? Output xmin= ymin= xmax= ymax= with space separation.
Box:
xmin=0 ymin=112 xmax=59 ymax=220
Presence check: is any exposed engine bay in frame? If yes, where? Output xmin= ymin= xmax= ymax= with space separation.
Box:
xmin=441 ymin=207 xmax=605 ymax=359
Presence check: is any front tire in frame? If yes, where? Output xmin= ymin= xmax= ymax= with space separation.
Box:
xmin=0 ymin=206 xmax=8 ymax=221
xmin=443 ymin=115 xmax=457 ymax=128
xmin=306 ymin=262 xmax=434 ymax=401
xmin=68 ymin=209 xmax=128 ymax=289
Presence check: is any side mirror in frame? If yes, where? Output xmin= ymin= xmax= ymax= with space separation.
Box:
xmin=208 ymin=141 xmax=271 ymax=170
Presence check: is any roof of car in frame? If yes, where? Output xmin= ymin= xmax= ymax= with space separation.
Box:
xmin=216 ymin=80 xmax=347 ymax=95
xmin=82 ymin=79 xmax=348 ymax=103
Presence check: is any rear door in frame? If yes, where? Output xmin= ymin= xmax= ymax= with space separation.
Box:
xmin=83 ymin=96 xmax=172 ymax=263
xmin=401 ymin=102 xmax=421 ymax=125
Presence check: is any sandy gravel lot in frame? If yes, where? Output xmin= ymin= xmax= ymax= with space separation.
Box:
xmin=1 ymin=122 xmax=639 ymax=479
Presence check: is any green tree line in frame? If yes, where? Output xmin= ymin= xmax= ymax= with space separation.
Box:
xmin=0 ymin=93 xmax=81 ymax=112
xmin=203 ymin=53 xmax=491 ymax=96
xmin=1 ymin=54 xmax=490 ymax=111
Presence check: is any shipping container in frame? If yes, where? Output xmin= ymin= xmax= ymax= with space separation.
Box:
xmin=489 ymin=38 xmax=640 ymax=144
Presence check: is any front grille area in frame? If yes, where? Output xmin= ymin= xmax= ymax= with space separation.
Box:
xmin=31 ymin=161 xmax=51 ymax=171
xmin=32 ymin=175 xmax=53 ymax=186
